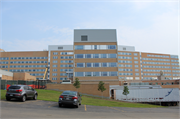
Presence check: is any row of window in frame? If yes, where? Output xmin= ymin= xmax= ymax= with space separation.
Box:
xmin=119 ymin=69 xmax=133 ymax=71
xmin=9 ymin=65 xmax=47 ymax=68
xmin=119 ymin=65 xmax=139 ymax=67
xmin=173 ymin=74 xmax=180 ymax=76
xmin=53 ymin=52 xmax=74 ymax=55
xmin=9 ymin=69 xmax=46 ymax=72
xmin=0 ymin=57 xmax=9 ymax=60
xmin=118 ymin=60 xmax=132 ymax=63
xmin=171 ymin=63 xmax=179 ymax=65
xmin=52 ymin=69 xmax=73 ymax=72
xmin=118 ymin=52 xmax=132 ymax=55
xmin=60 ymin=65 xmax=73 ymax=67
xmin=0 ymin=61 xmax=8 ymax=64
xmin=172 ymin=70 xmax=180 ymax=72
xmin=147 ymin=54 xmax=169 ymax=58
xmin=52 ymin=77 xmax=69 ymax=80
xmin=76 ymin=62 xmax=117 ymax=68
xmin=60 ymin=60 xmax=73 ymax=63
xmin=119 ymin=73 xmax=134 ymax=76
xmin=75 ymin=72 xmax=118 ymax=77
xmin=171 ymin=55 xmax=179 ymax=59
xmin=119 ymin=69 xmax=139 ymax=72
xmin=144 ymin=73 xmax=171 ymax=76
xmin=142 ymin=58 xmax=170 ymax=61
xmin=75 ymin=54 xmax=117 ymax=59
xmin=30 ymin=73 xmax=44 ymax=76
xmin=143 ymin=66 xmax=171 ymax=68
xmin=53 ymin=56 xmax=73 ymax=59
xmin=10 ymin=57 xmax=48 ymax=60
xmin=0 ymin=66 xmax=8 ymax=68
xmin=172 ymin=67 xmax=180 ymax=69
xmin=75 ymin=45 xmax=116 ymax=50
xmin=9 ymin=61 xmax=47 ymax=64
xmin=171 ymin=60 xmax=179 ymax=62
xmin=143 ymin=62 xmax=170 ymax=65
xmin=143 ymin=69 xmax=171 ymax=72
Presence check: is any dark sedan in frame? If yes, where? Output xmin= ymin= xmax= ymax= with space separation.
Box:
xmin=58 ymin=90 xmax=82 ymax=108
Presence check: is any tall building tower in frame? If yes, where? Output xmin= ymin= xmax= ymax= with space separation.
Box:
xmin=73 ymin=29 xmax=119 ymax=84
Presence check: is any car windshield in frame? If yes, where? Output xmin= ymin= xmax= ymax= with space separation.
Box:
xmin=62 ymin=91 xmax=76 ymax=95
xmin=9 ymin=86 xmax=21 ymax=89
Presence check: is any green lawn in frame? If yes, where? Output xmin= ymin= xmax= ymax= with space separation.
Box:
xmin=1 ymin=89 xmax=162 ymax=108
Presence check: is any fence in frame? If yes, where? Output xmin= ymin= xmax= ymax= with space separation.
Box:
xmin=0 ymin=80 xmax=47 ymax=89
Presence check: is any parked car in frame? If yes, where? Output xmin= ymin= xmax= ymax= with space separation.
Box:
xmin=6 ymin=85 xmax=38 ymax=102
xmin=58 ymin=90 xmax=81 ymax=108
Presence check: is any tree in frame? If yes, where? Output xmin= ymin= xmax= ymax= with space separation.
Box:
xmin=98 ymin=81 xmax=106 ymax=98
xmin=73 ymin=78 xmax=80 ymax=91
xmin=122 ymin=86 xmax=129 ymax=101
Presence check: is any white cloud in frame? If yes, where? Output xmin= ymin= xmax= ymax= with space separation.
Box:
xmin=117 ymin=9 xmax=179 ymax=55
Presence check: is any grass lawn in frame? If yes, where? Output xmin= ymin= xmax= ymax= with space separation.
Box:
xmin=1 ymin=89 xmax=162 ymax=108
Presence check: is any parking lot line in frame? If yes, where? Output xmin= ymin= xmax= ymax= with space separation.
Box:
xmin=108 ymin=107 xmax=126 ymax=112
xmin=84 ymin=105 xmax=87 ymax=111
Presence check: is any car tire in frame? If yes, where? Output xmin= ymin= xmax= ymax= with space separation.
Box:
xmin=22 ymin=95 xmax=26 ymax=102
xmin=76 ymin=103 xmax=79 ymax=108
xmin=59 ymin=104 xmax=62 ymax=107
xmin=33 ymin=94 xmax=37 ymax=100
xmin=6 ymin=97 xmax=11 ymax=101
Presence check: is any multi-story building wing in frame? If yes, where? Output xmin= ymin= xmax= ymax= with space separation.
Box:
xmin=0 ymin=51 xmax=48 ymax=80
xmin=0 ymin=29 xmax=180 ymax=83
xmin=48 ymin=45 xmax=74 ymax=83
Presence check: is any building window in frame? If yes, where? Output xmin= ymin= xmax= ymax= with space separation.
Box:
xmin=85 ymin=54 xmax=91 ymax=58
xmin=53 ymin=61 xmax=57 ymax=63
xmin=77 ymin=63 xmax=84 ymax=67
xmin=108 ymin=45 xmax=116 ymax=49
xmin=109 ymin=63 xmax=117 ymax=67
xmin=58 ymin=47 xmax=63 ymax=49
xmin=93 ymin=63 xmax=100 ymax=67
xmin=109 ymin=72 xmax=117 ymax=76
xmin=53 ymin=56 xmax=58 ymax=59
xmin=75 ymin=45 xmax=84 ymax=50
xmin=102 ymin=63 xmax=108 ymax=67
xmin=93 ymin=54 xmax=99 ymax=58
xmin=135 ymin=73 xmax=139 ymax=76
xmin=52 ymin=73 xmax=57 ymax=76
xmin=75 ymin=54 xmax=84 ymax=58
xmin=101 ymin=54 xmax=107 ymax=58
xmin=135 ymin=69 xmax=139 ymax=72
xmin=134 ymin=61 xmax=138 ymax=63
xmin=135 ymin=65 xmax=139 ymax=67
xmin=108 ymin=54 xmax=117 ymax=58
xmin=93 ymin=72 xmax=100 ymax=76
xmin=53 ymin=69 xmax=57 ymax=72
xmin=75 ymin=72 xmax=84 ymax=77
xmin=86 ymin=63 xmax=92 ymax=67
xmin=53 ymin=52 xmax=58 ymax=55
xmin=81 ymin=35 xmax=88 ymax=41
xmin=134 ymin=53 xmax=138 ymax=56
xmin=101 ymin=72 xmax=108 ymax=76
xmin=53 ymin=65 xmax=57 ymax=67
xmin=85 ymin=72 xmax=91 ymax=76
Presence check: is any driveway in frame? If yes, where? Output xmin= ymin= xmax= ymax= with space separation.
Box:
xmin=1 ymin=99 xmax=179 ymax=119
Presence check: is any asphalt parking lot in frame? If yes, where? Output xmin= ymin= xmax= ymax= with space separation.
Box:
xmin=1 ymin=99 xmax=179 ymax=119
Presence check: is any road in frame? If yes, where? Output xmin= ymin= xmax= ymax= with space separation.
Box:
xmin=0 ymin=99 xmax=179 ymax=119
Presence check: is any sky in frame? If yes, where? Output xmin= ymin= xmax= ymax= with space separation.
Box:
xmin=0 ymin=0 xmax=179 ymax=56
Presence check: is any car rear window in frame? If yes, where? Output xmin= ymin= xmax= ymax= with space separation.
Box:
xmin=9 ymin=86 xmax=21 ymax=89
xmin=62 ymin=91 xmax=76 ymax=95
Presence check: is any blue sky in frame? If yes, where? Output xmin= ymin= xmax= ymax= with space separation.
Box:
xmin=0 ymin=0 xmax=179 ymax=56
